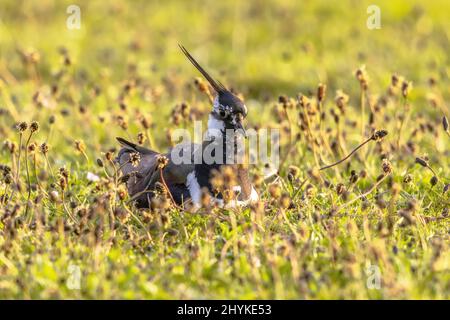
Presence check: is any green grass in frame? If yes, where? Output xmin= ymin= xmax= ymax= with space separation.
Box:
xmin=0 ymin=0 xmax=448 ymax=299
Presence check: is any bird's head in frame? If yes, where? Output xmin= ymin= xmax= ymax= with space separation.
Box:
xmin=179 ymin=44 xmax=247 ymax=136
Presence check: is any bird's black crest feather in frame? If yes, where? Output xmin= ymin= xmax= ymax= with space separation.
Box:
xmin=179 ymin=44 xmax=226 ymax=93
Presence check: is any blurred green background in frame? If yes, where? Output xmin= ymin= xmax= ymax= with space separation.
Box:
xmin=0 ymin=0 xmax=449 ymax=300
xmin=1 ymin=0 xmax=449 ymax=96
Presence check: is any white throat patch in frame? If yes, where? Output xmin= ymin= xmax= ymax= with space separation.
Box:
xmin=207 ymin=114 xmax=225 ymax=131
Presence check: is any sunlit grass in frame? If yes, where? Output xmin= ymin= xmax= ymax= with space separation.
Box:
xmin=0 ymin=0 xmax=448 ymax=299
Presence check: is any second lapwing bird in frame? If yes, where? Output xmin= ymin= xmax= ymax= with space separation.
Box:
xmin=116 ymin=45 xmax=258 ymax=209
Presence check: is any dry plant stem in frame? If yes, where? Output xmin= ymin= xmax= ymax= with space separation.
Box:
xmin=318 ymin=101 xmax=323 ymax=135
xmin=279 ymin=109 xmax=301 ymax=170
xmin=109 ymin=158 xmax=123 ymax=211
xmin=396 ymin=97 xmax=409 ymax=150
xmin=336 ymin=120 xmax=348 ymax=155
xmin=428 ymin=187 xmax=450 ymax=205
xmin=14 ymin=133 xmax=23 ymax=193
xmin=61 ymin=192 xmax=77 ymax=224
xmin=0 ymin=63 xmax=18 ymax=85
xmin=158 ymin=167 xmax=184 ymax=211
xmin=123 ymin=205 xmax=153 ymax=243
xmin=280 ymin=209 xmax=299 ymax=242
xmin=145 ymin=129 xmax=156 ymax=149
xmin=32 ymin=154 xmax=45 ymax=192
xmin=302 ymin=110 xmax=324 ymax=176
xmin=425 ymin=165 xmax=438 ymax=177
xmin=319 ymin=131 xmax=342 ymax=179
xmin=337 ymin=173 xmax=390 ymax=212
xmin=1 ymin=185 xmax=9 ymax=206
xmin=44 ymin=154 xmax=55 ymax=178
xmin=292 ymin=178 xmax=308 ymax=201
xmin=319 ymin=136 xmax=373 ymax=171
xmin=24 ymin=132 xmax=33 ymax=217
xmin=279 ymin=142 xmax=296 ymax=170
xmin=279 ymin=107 xmax=294 ymax=168
xmin=360 ymin=87 xmax=365 ymax=138
xmin=80 ymin=149 xmax=89 ymax=164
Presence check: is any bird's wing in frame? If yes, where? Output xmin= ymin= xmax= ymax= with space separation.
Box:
xmin=146 ymin=142 xmax=199 ymax=187
xmin=116 ymin=138 xmax=160 ymax=197
xmin=117 ymin=138 xmax=198 ymax=198
xmin=116 ymin=137 xmax=159 ymax=155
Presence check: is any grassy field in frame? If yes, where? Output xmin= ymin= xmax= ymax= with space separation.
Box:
xmin=0 ymin=0 xmax=449 ymax=299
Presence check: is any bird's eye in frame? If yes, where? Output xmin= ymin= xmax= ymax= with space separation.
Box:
xmin=219 ymin=110 xmax=227 ymax=118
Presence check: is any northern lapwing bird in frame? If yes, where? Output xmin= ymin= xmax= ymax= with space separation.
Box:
xmin=116 ymin=45 xmax=258 ymax=209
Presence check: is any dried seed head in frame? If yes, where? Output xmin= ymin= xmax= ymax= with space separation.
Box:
xmin=130 ymin=152 xmax=141 ymax=167
xmin=139 ymin=115 xmax=152 ymax=129
xmin=430 ymin=176 xmax=438 ymax=187
xmin=415 ymin=157 xmax=428 ymax=168
xmin=200 ymin=188 xmax=211 ymax=208
xmin=0 ymin=165 xmax=11 ymax=175
xmin=105 ymin=151 xmax=113 ymax=161
xmin=355 ymin=66 xmax=368 ymax=89
xmin=391 ymin=74 xmax=400 ymax=87
xmin=287 ymin=165 xmax=300 ymax=182
xmin=220 ymin=166 xmax=237 ymax=185
xmin=401 ymin=81 xmax=412 ymax=98
xmin=382 ymin=159 xmax=393 ymax=175
xmin=443 ymin=184 xmax=449 ymax=194
xmin=298 ymin=94 xmax=309 ymax=109
xmin=30 ymin=121 xmax=39 ymax=133
xmin=49 ymin=115 xmax=56 ymax=124
xmin=78 ymin=104 xmax=87 ymax=114
xmin=17 ymin=122 xmax=28 ymax=132
xmin=27 ymin=142 xmax=36 ymax=153
xmin=279 ymin=193 xmax=291 ymax=209
xmin=334 ymin=90 xmax=349 ymax=112
xmin=399 ymin=210 xmax=415 ymax=226
xmin=39 ymin=142 xmax=49 ymax=154
xmin=252 ymin=174 xmax=263 ymax=188
xmin=3 ymin=140 xmax=16 ymax=154
xmin=210 ymin=171 xmax=224 ymax=191
xmin=59 ymin=167 xmax=70 ymax=179
xmin=4 ymin=174 xmax=12 ymax=185
xmin=359 ymin=170 xmax=367 ymax=179
xmin=59 ymin=176 xmax=67 ymax=190
xmin=194 ymin=77 xmax=208 ymax=93
xmin=113 ymin=207 xmax=129 ymax=223
xmin=74 ymin=140 xmax=86 ymax=153
xmin=349 ymin=171 xmax=358 ymax=184
xmin=268 ymin=183 xmax=282 ymax=199
xmin=336 ymin=183 xmax=346 ymax=196
xmin=137 ymin=132 xmax=146 ymax=145
xmin=403 ymin=174 xmax=413 ymax=184
xmin=317 ymin=83 xmax=327 ymax=102
xmin=96 ymin=158 xmax=104 ymax=167
xmin=372 ymin=129 xmax=388 ymax=141
xmin=406 ymin=199 xmax=418 ymax=212
xmin=156 ymin=155 xmax=169 ymax=169
xmin=307 ymin=168 xmax=321 ymax=182
xmin=180 ymin=102 xmax=190 ymax=118
xmin=278 ymin=95 xmax=288 ymax=104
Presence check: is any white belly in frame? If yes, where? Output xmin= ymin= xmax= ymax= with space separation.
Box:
xmin=186 ymin=171 xmax=259 ymax=209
